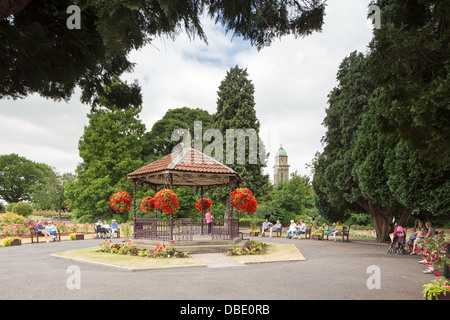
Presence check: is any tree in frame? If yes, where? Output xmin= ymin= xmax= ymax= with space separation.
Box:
xmin=213 ymin=66 xmax=270 ymax=199
xmin=30 ymin=170 xmax=75 ymax=217
xmin=0 ymin=153 xmax=51 ymax=203
xmin=1 ymin=0 xmax=326 ymax=104
xmin=65 ymin=80 xmax=146 ymax=222
xmin=143 ymin=107 xmax=214 ymax=162
xmin=312 ymin=52 xmax=374 ymax=224
xmin=368 ymin=0 xmax=450 ymax=167
xmin=312 ymin=51 xmax=409 ymax=243
xmin=269 ymin=171 xmax=315 ymax=225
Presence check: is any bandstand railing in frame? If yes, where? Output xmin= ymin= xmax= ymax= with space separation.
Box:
xmin=134 ymin=218 xmax=240 ymax=241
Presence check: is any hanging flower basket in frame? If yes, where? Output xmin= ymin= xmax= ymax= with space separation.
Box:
xmin=231 ymin=188 xmax=258 ymax=214
xmin=194 ymin=198 xmax=212 ymax=213
xmin=140 ymin=196 xmax=156 ymax=215
xmin=154 ymin=189 xmax=179 ymax=215
xmin=110 ymin=190 xmax=132 ymax=213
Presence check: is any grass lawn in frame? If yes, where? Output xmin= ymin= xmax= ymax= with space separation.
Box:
xmin=52 ymin=247 xmax=207 ymax=270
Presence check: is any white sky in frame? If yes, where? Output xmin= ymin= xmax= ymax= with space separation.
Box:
xmin=0 ymin=0 xmax=374 ymax=182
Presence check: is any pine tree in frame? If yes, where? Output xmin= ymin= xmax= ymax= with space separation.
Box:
xmin=213 ymin=66 xmax=270 ymax=203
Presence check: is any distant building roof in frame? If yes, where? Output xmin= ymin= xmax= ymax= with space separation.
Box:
xmin=276 ymin=146 xmax=287 ymax=157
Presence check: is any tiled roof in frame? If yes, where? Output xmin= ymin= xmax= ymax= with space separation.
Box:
xmin=128 ymin=148 xmax=239 ymax=178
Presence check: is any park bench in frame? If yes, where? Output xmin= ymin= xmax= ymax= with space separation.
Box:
xmin=293 ymin=225 xmax=311 ymax=239
xmin=95 ymin=224 xmax=120 ymax=239
xmin=322 ymin=226 xmax=350 ymax=242
xmin=29 ymin=227 xmax=60 ymax=243
xmin=259 ymin=224 xmax=282 ymax=237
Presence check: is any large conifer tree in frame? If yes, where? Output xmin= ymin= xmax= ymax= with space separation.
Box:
xmin=213 ymin=66 xmax=270 ymax=203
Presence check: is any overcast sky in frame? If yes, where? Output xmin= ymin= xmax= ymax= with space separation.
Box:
xmin=0 ymin=0 xmax=374 ymax=182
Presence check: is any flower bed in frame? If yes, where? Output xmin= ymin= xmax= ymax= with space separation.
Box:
xmin=227 ymin=240 xmax=268 ymax=256
xmin=97 ymin=240 xmax=188 ymax=258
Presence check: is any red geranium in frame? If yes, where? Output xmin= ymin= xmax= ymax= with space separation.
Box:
xmin=194 ymin=198 xmax=212 ymax=213
xmin=231 ymin=188 xmax=258 ymax=214
xmin=140 ymin=196 xmax=155 ymax=215
xmin=110 ymin=190 xmax=132 ymax=213
xmin=154 ymin=189 xmax=179 ymax=215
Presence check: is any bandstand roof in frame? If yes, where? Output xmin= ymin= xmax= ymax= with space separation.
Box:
xmin=127 ymin=148 xmax=243 ymax=186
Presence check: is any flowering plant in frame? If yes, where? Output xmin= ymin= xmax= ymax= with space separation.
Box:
xmin=231 ymin=188 xmax=258 ymax=214
xmin=194 ymin=198 xmax=212 ymax=213
xmin=423 ymin=276 xmax=450 ymax=300
xmin=154 ymin=189 xmax=179 ymax=215
xmin=419 ymin=234 xmax=450 ymax=275
xmin=140 ymin=196 xmax=156 ymax=215
xmin=110 ymin=190 xmax=132 ymax=213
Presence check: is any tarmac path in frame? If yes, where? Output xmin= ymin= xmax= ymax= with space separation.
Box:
xmin=0 ymin=235 xmax=432 ymax=301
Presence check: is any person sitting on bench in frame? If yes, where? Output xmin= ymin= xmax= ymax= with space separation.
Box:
xmin=45 ymin=221 xmax=59 ymax=241
xmin=259 ymin=219 xmax=271 ymax=237
xmin=269 ymin=220 xmax=282 ymax=238
xmin=34 ymin=221 xmax=51 ymax=243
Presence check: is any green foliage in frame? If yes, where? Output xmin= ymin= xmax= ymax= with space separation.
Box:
xmin=423 ymin=277 xmax=450 ymax=300
xmin=369 ymin=0 xmax=450 ymax=167
xmin=65 ymin=81 xmax=146 ymax=222
xmin=1 ymin=211 xmax=26 ymax=225
xmin=10 ymin=202 xmax=33 ymax=217
xmin=0 ymin=154 xmax=52 ymax=203
xmin=143 ymin=107 xmax=214 ymax=162
xmin=1 ymin=0 xmax=326 ymax=103
xmin=213 ymin=66 xmax=270 ymax=201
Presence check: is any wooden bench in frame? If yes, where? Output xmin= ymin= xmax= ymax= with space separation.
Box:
xmin=259 ymin=224 xmax=282 ymax=237
xmin=322 ymin=226 xmax=350 ymax=242
xmin=95 ymin=224 xmax=120 ymax=239
xmin=30 ymin=227 xmax=60 ymax=243
xmin=293 ymin=225 xmax=311 ymax=239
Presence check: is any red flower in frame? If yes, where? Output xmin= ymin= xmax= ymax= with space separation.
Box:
xmin=194 ymin=198 xmax=212 ymax=213
xmin=110 ymin=190 xmax=132 ymax=213
xmin=140 ymin=196 xmax=156 ymax=214
xmin=231 ymin=188 xmax=258 ymax=214
xmin=154 ymin=189 xmax=179 ymax=215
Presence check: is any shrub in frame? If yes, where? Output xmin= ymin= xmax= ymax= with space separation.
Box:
xmin=11 ymin=202 xmax=33 ymax=217
xmin=1 ymin=211 xmax=26 ymax=225
xmin=2 ymin=237 xmax=21 ymax=247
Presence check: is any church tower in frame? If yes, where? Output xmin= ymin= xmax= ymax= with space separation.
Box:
xmin=273 ymin=145 xmax=290 ymax=186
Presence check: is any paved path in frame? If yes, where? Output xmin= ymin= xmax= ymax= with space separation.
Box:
xmin=0 ymin=235 xmax=434 ymax=300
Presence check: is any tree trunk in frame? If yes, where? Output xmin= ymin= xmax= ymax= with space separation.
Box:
xmin=357 ymin=198 xmax=392 ymax=243
xmin=356 ymin=199 xmax=414 ymax=243
xmin=0 ymin=0 xmax=30 ymax=20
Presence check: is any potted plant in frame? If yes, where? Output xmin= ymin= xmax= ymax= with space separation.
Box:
xmin=311 ymin=222 xmax=324 ymax=240
xmin=2 ymin=237 xmax=21 ymax=246
xmin=249 ymin=217 xmax=260 ymax=238
xmin=140 ymin=196 xmax=156 ymax=215
xmin=154 ymin=189 xmax=179 ymax=215
xmin=231 ymin=188 xmax=258 ymax=214
xmin=69 ymin=233 xmax=84 ymax=240
xmin=194 ymin=198 xmax=212 ymax=213
xmin=423 ymin=276 xmax=450 ymax=300
xmin=110 ymin=190 xmax=132 ymax=214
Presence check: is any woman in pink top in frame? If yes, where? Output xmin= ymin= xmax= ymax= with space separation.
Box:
xmin=205 ymin=208 xmax=213 ymax=236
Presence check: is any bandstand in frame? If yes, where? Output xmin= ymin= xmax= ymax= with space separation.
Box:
xmin=127 ymin=147 xmax=244 ymax=244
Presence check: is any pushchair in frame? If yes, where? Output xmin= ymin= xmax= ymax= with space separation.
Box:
xmin=387 ymin=225 xmax=406 ymax=254
xmin=95 ymin=223 xmax=108 ymax=239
